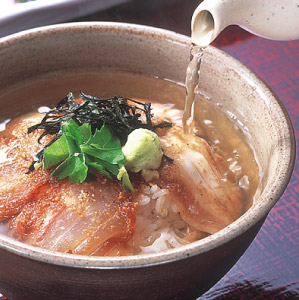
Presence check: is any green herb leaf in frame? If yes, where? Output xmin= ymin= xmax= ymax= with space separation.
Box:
xmin=81 ymin=144 xmax=123 ymax=165
xmin=79 ymin=123 xmax=92 ymax=143
xmin=86 ymin=161 xmax=112 ymax=179
xmin=98 ymin=160 xmax=120 ymax=176
xmin=51 ymin=153 xmax=88 ymax=184
xmin=80 ymin=125 xmax=124 ymax=164
xmin=43 ymin=134 xmax=68 ymax=169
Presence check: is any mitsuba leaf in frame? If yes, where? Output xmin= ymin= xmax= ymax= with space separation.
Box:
xmin=99 ymin=160 xmax=120 ymax=176
xmin=86 ymin=125 xmax=119 ymax=148
xmin=63 ymin=120 xmax=83 ymax=155
xmin=79 ymin=123 xmax=91 ymax=143
xmin=43 ymin=134 xmax=68 ymax=169
xmin=81 ymin=124 xmax=124 ymax=164
xmin=51 ymin=153 xmax=88 ymax=184
xmin=81 ymin=145 xmax=123 ymax=164
xmin=86 ymin=161 xmax=112 ymax=179
xmin=65 ymin=134 xmax=80 ymax=156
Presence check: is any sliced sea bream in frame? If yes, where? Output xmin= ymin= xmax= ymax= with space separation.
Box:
xmin=9 ymin=178 xmax=137 ymax=255
xmin=159 ymin=126 xmax=242 ymax=234
xmin=0 ymin=114 xmax=50 ymax=220
xmin=151 ymin=103 xmax=242 ymax=234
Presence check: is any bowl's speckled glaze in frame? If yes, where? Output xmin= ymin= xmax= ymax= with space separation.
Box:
xmin=0 ymin=23 xmax=295 ymax=300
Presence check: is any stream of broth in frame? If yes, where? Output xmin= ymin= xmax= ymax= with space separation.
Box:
xmin=183 ymin=45 xmax=204 ymax=134
xmin=0 ymin=70 xmax=259 ymax=237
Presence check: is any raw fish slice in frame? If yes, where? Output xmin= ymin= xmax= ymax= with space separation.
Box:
xmin=72 ymin=201 xmax=137 ymax=255
xmin=0 ymin=113 xmax=53 ymax=220
xmin=90 ymin=239 xmax=133 ymax=256
xmin=36 ymin=180 xmax=123 ymax=252
xmin=9 ymin=177 xmax=137 ymax=256
xmin=50 ymin=181 xmax=137 ymax=255
xmin=33 ymin=205 xmax=86 ymax=250
xmin=159 ymin=126 xmax=242 ymax=234
xmin=0 ymin=134 xmax=51 ymax=220
xmin=151 ymin=103 xmax=183 ymax=128
xmin=1 ymin=113 xmax=43 ymax=139
xmin=8 ymin=182 xmax=67 ymax=241
xmin=0 ymin=162 xmax=49 ymax=220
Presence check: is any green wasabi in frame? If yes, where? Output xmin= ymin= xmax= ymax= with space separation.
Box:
xmin=122 ymin=128 xmax=163 ymax=177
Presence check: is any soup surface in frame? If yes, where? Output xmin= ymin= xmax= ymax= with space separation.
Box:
xmin=0 ymin=70 xmax=259 ymax=255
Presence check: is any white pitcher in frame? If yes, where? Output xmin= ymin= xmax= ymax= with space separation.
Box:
xmin=191 ymin=0 xmax=299 ymax=47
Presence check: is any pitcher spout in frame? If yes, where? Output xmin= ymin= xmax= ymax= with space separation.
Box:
xmin=191 ymin=0 xmax=299 ymax=47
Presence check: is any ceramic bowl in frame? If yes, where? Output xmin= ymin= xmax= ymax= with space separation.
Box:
xmin=0 ymin=23 xmax=295 ymax=300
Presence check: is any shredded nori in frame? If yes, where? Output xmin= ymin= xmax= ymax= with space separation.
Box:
xmin=27 ymin=92 xmax=172 ymax=172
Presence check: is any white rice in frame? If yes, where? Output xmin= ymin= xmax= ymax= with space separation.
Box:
xmin=130 ymin=184 xmax=203 ymax=254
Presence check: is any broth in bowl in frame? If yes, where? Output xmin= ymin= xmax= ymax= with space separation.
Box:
xmin=0 ymin=70 xmax=259 ymax=256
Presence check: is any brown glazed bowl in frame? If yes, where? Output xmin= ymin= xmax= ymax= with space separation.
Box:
xmin=0 ymin=23 xmax=295 ymax=300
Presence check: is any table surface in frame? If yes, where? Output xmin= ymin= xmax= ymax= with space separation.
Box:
xmin=0 ymin=0 xmax=298 ymax=299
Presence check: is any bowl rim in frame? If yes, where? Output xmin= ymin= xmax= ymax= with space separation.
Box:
xmin=0 ymin=21 xmax=295 ymax=269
